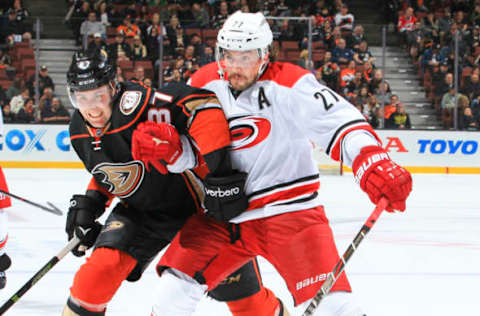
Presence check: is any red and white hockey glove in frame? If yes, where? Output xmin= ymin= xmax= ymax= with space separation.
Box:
xmin=352 ymin=146 xmax=412 ymax=212
xmin=131 ymin=121 xmax=182 ymax=174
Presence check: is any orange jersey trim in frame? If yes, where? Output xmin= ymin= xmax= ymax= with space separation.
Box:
xmin=188 ymin=108 xmax=231 ymax=155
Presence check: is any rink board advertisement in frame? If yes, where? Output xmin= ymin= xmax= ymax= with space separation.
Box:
xmin=0 ymin=124 xmax=82 ymax=168
xmin=1 ymin=124 xmax=480 ymax=173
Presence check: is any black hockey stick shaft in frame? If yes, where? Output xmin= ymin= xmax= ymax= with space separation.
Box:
xmin=0 ymin=235 xmax=81 ymax=315
xmin=302 ymin=197 xmax=388 ymax=316
xmin=0 ymin=189 xmax=62 ymax=216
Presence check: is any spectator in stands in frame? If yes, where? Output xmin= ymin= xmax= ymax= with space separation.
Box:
xmin=108 ymin=4 xmax=124 ymax=28
xmin=97 ymin=1 xmax=110 ymax=27
xmin=353 ymin=40 xmax=375 ymax=66
xmin=421 ymin=43 xmax=447 ymax=71
xmin=27 ymin=65 xmax=55 ymax=97
xmin=169 ymin=69 xmax=184 ymax=85
xmin=39 ymin=87 xmax=53 ymax=115
xmin=354 ymin=85 xmax=370 ymax=107
xmin=167 ymin=16 xmax=187 ymax=57
xmin=9 ymin=87 xmax=29 ymax=114
xmin=191 ymin=2 xmax=210 ymax=28
xmin=15 ymin=97 xmax=35 ymax=123
xmin=462 ymin=73 xmax=480 ymax=101
xmin=117 ymin=15 xmax=141 ymax=38
xmin=345 ymin=71 xmax=367 ymax=95
xmin=315 ymin=6 xmax=333 ymax=27
xmin=0 ymin=49 xmax=12 ymax=70
xmin=369 ymin=69 xmax=384 ymax=94
xmin=317 ymin=50 xmax=339 ymax=90
xmin=387 ymin=103 xmax=412 ymax=129
xmin=116 ymin=66 xmax=125 ymax=83
xmin=472 ymin=4 xmax=480 ymax=27
xmin=198 ymin=46 xmax=215 ymax=66
xmin=331 ymin=38 xmax=354 ymax=66
xmin=297 ymin=49 xmax=313 ymax=70
xmin=433 ymin=71 xmax=453 ymax=109
xmin=334 ymin=4 xmax=354 ymax=32
xmin=147 ymin=13 xmax=165 ymax=40
xmin=212 ymin=1 xmax=230 ymax=29
xmin=397 ymin=7 xmax=417 ymax=46
xmin=0 ymin=85 xmax=7 ymax=108
xmin=384 ymin=94 xmax=402 ymax=120
xmin=364 ymin=94 xmax=381 ymax=128
xmin=339 ymin=60 xmax=356 ymax=88
xmin=133 ymin=66 xmax=146 ymax=82
xmin=347 ymin=25 xmax=366 ymax=50
xmin=459 ymin=106 xmax=478 ymax=130
xmin=2 ymin=104 xmax=14 ymax=123
xmin=2 ymin=8 xmax=29 ymax=43
xmin=131 ymin=35 xmax=148 ymax=60
xmin=41 ymin=97 xmax=70 ymax=124
xmin=374 ymin=81 xmax=392 ymax=106
xmin=5 ymin=78 xmax=24 ymax=102
xmin=145 ymin=25 xmax=161 ymax=63
xmin=87 ymin=33 xmax=108 ymax=54
xmin=107 ymin=32 xmax=132 ymax=62
xmin=421 ymin=11 xmax=440 ymax=43
xmin=70 ymin=1 xmax=90 ymax=45
xmin=80 ymin=11 xmax=106 ymax=41
xmin=143 ymin=78 xmax=153 ymax=88
xmin=441 ymin=87 xmax=465 ymax=128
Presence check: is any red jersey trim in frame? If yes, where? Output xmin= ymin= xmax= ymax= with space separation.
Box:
xmin=189 ymin=62 xmax=221 ymax=88
xmin=0 ymin=235 xmax=8 ymax=249
xmin=329 ymin=124 xmax=381 ymax=161
xmin=258 ymin=62 xmax=310 ymax=88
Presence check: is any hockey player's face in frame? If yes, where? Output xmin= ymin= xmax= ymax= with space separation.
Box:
xmin=223 ymin=50 xmax=262 ymax=91
xmin=75 ymin=85 xmax=113 ymax=128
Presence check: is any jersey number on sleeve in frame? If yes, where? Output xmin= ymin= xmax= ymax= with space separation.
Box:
xmin=314 ymin=88 xmax=339 ymax=111
xmin=148 ymin=108 xmax=171 ymax=124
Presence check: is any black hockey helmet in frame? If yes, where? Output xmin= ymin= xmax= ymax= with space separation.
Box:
xmin=66 ymin=49 xmax=116 ymax=107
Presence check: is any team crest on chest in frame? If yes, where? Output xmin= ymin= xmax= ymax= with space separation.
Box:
xmin=229 ymin=115 xmax=271 ymax=151
xmin=120 ymin=91 xmax=142 ymax=115
xmin=92 ymin=161 xmax=145 ymax=198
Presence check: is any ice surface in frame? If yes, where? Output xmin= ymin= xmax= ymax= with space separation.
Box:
xmin=0 ymin=169 xmax=478 ymax=315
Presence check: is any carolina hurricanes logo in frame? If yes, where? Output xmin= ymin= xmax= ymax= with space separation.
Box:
xmin=92 ymin=161 xmax=145 ymax=198
xmin=229 ymin=115 xmax=271 ymax=151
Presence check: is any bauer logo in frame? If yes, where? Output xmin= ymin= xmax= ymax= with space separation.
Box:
xmin=0 ymin=129 xmax=46 ymax=152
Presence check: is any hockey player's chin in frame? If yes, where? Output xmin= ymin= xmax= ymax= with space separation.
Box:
xmin=86 ymin=113 xmax=107 ymax=128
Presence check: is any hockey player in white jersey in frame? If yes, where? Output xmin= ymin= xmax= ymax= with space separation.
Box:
xmin=143 ymin=11 xmax=412 ymax=316
xmin=0 ymin=108 xmax=12 ymax=289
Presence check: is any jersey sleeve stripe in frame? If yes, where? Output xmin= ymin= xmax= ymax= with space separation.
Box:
xmin=325 ymin=119 xmax=368 ymax=155
xmin=107 ymin=87 xmax=152 ymax=135
xmin=328 ymin=123 xmax=380 ymax=161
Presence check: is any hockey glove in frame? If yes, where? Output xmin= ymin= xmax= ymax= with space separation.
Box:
xmin=65 ymin=192 xmax=106 ymax=257
xmin=131 ymin=121 xmax=183 ymax=174
xmin=353 ymin=145 xmax=412 ymax=212
xmin=204 ymin=171 xmax=249 ymax=222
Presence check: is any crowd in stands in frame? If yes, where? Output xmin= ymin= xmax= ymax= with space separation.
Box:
xmin=399 ymin=0 xmax=480 ymax=130
xmin=5 ymin=0 xmax=480 ymax=130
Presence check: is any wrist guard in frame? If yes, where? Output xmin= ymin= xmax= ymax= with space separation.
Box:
xmin=204 ymin=171 xmax=249 ymax=222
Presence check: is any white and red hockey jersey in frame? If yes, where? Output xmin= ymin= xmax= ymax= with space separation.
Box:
xmin=189 ymin=62 xmax=379 ymax=223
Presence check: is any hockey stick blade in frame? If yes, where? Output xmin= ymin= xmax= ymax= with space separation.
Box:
xmin=46 ymin=202 xmax=63 ymax=216
xmin=0 ymin=235 xmax=83 ymax=315
xmin=0 ymin=189 xmax=63 ymax=216
xmin=302 ymin=198 xmax=389 ymax=316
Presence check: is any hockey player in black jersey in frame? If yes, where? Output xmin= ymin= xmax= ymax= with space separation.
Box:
xmin=62 ymin=49 xmax=287 ymax=316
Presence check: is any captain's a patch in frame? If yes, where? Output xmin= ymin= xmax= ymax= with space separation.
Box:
xmin=120 ymin=91 xmax=142 ymax=115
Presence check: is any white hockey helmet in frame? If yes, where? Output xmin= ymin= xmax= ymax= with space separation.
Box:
xmin=216 ymin=11 xmax=273 ymax=78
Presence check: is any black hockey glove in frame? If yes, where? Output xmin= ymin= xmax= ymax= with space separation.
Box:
xmin=65 ymin=192 xmax=106 ymax=257
xmin=203 ymin=171 xmax=249 ymax=222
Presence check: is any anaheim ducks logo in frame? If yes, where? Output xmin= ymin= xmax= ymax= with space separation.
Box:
xmin=229 ymin=115 xmax=271 ymax=151
xmin=92 ymin=161 xmax=145 ymax=198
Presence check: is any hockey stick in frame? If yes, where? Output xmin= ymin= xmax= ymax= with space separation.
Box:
xmin=302 ymin=197 xmax=388 ymax=316
xmin=0 ymin=189 xmax=63 ymax=216
xmin=0 ymin=234 xmax=82 ymax=315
